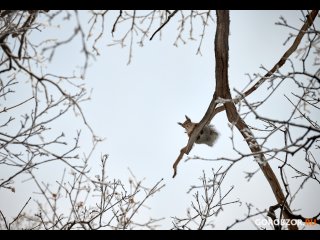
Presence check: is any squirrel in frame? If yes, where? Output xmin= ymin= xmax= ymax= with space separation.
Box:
xmin=178 ymin=115 xmax=219 ymax=147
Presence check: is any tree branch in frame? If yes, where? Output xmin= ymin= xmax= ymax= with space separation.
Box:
xmin=214 ymin=10 xmax=319 ymax=115
xmin=150 ymin=10 xmax=178 ymax=41
xmin=212 ymin=10 xmax=298 ymax=230
xmin=173 ymin=10 xmax=303 ymax=230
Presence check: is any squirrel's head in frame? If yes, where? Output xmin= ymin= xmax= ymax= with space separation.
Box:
xmin=178 ymin=115 xmax=197 ymax=135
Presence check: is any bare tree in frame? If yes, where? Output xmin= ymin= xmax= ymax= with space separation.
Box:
xmin=0 ymin=10 xmax=319 ymax=230
xmin=0 ymin=10 xmax=164 ymax=230
xmin=172 ymin=10 xmax=320 ymax=229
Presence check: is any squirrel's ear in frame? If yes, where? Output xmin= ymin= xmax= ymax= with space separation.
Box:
xmin=178 ymin=122 xmax=183 ymax=126
xmin=185 ymin=115 xmax=190 ymax=121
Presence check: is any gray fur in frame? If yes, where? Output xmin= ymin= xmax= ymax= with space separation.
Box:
xmin=195 ymin=124 xmax=219 ymax=147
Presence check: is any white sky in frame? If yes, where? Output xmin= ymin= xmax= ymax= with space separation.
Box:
xmin=1 ymin=10 xmax=319 ymax=229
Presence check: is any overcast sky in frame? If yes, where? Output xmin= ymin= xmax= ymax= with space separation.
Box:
xmin=1 ymin=10 xmax=319 ymax=229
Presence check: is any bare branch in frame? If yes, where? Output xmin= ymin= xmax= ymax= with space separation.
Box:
xmin=150 ymin=10 xmax=178 ymax=41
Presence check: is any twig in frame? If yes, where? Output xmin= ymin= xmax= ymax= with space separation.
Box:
xmin=112 ymin=10 xmax=122 ymax=37
xmin=150 ymin=10 xmax=178 ymax=40
xmin=8 ymin=197 xmax=31 ymax=229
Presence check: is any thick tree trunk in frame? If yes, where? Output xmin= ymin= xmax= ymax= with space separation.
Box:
xmin=214 ymin=10 xmax=298 ymax=230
